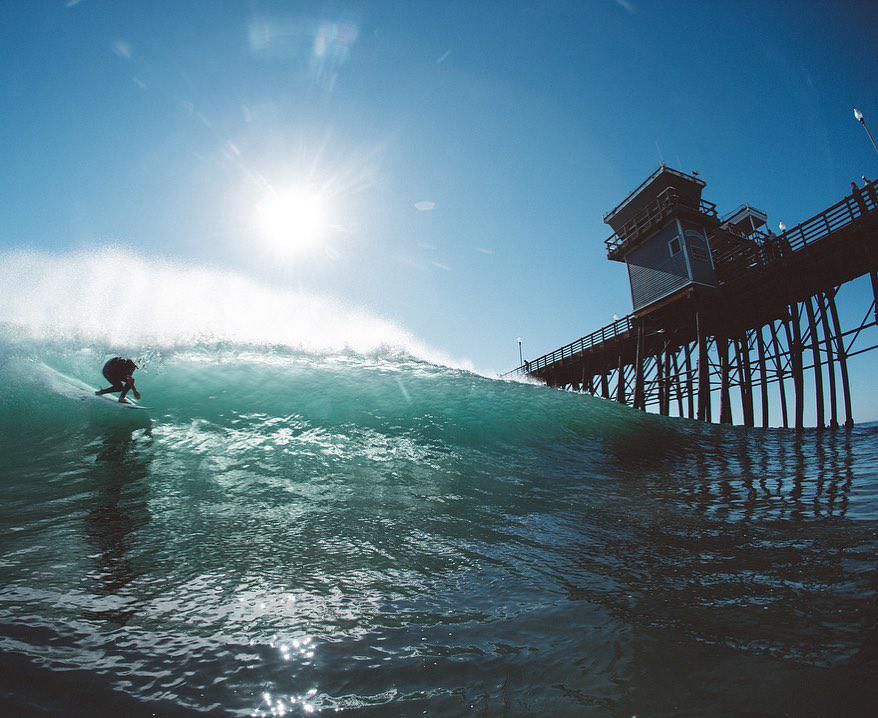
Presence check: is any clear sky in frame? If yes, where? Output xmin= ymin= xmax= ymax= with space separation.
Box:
xmin=2 ymin=1 xmax=877 ymax=415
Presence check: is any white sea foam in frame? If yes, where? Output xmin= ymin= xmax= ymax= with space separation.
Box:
xmin=0 ymin=247 xmax=466 ymax=368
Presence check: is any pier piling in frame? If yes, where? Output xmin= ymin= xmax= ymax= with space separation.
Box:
xmin=718 ymin=337 xmax=732 ymax=424
xmin=756 ymin=327 xmax=769 ymax=428
xmin=818 ymin=292 xmax=839 ymax=429
xmin=804 ymin=297 xmax=825 ymax=430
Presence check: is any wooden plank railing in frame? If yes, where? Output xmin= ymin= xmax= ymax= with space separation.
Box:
xmin=712 ymin=179 xmax=878 ymax=284
xmin=502 ymin=315 xmax=633 ymax=377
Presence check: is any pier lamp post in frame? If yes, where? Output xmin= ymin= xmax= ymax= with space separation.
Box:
xmin=516 ymin=337 xmax=523 ymax=366
xmin=854 ymin=108 xmax=878 ymax=156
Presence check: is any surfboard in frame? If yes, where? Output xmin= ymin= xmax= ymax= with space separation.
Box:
xmin=93 ymin=393 xmax=151 ymax=411
xmin=37 ymin=363 xmax=151 ymax=410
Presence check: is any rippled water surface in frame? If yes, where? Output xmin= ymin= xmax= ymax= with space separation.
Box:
xmin=2 ymin=343 xmax=877 ymax=716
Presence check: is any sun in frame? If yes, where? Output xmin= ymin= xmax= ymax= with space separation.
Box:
xmin=256 ymin=188 xmax=327 ymax=253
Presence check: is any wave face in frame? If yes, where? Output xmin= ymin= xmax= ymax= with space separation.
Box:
xmin=1 ymin=251 xmax=878 ymax=716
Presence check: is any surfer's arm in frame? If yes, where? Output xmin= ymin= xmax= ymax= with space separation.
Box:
xmin=126 ymin=376 xmax=141 ymax=400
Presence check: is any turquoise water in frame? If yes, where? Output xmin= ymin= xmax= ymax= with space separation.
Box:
xmin=2 ymin=338 xmax=877 ymax=716
xmin=1 ymin=252 xmax=877 ymax=716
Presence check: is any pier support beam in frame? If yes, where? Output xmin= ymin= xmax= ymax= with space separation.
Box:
xmin=600 ymin=371 xmax=610 ymax=399
xmin=742 ymin=333 xmax=754 ymax=427
xmin=769 ymin=320 xmax=789 ymax=428
xmin=656 ymin=347 xmax=667 ymax=415
xmin=655 ymin=352 xmax=665 ymax=416
xmin=804 ymin=296 xmax=825 ymax=430
xmin=616 ymin=351 xmax=626 ymax=404
xmin=718 ymin=337 xmax=732 ymax=425
xmin=633 ymin=321 xmax=645 ymax=411
xmin=671 ymin=348 xmax=684 ymax=417
xmin=735 ymin=334 xmax=754 ymax=427
xmin=827 ymin=290 xmax=854 ymax=428
xmin=818 ymin=292 xmax=838 ymax=429
xmin=696 ymin=310 xmax=710 ymax=422
xmin=756 ymin=327 xmax=769 ymax=428
xmin=786 ymin=304 xmax=805 ymax=432
xmin=684 ymin=343 xmax=694 ymax=419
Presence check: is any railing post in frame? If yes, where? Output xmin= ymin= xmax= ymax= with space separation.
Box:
xmin=846 ymin=198 xmax=857 ymax=222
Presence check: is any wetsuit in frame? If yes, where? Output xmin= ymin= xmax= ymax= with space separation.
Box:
xmin=102 ymin=357 xmax=136 ymax=390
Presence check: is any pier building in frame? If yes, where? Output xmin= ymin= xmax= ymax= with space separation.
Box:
xmin=505 ymin=167 xmax=878 ymax=430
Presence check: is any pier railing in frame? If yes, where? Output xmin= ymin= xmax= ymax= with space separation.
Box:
xmin=712 ymin=179 xmax=878 ymax=283
xmin=781 ymin=180 xmax=877 ymax=251
xmin=502 ymin=315 xmax=633 ymax=377
xmin=605 ymin=187 xmax=718 ymax=260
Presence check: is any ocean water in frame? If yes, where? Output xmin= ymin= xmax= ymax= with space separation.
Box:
xmin=1 ymin=251 xmax=877 ymax=716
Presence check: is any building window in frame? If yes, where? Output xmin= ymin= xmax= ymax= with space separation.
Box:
xmin=668 ymin=236 xmax=681 ymax=256
xmin=686 ymin=231 xmax=710 ymax=262
xmin=688 ymin=241 xmax=709 ymax=262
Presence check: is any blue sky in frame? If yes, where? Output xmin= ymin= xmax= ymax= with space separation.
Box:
xmin=2 ymin=1 xmax=877 ymax=416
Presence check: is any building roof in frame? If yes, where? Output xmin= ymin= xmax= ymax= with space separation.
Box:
xmin=603 ymin=165 xmax=705 ymax=234
xmin=720 ymin=204 xmax=767 ymax=234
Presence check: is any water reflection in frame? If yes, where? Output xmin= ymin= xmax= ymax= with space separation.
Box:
xmin=612 ymin=425 xmax=859 ymax=520
xmin=590 ymin=427 xmax=874 ymax=677
xmin=83 ymin=426 xmax=153 ymax=624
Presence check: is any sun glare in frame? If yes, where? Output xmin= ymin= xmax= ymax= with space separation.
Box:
xmin=256 ymin=188 xmax=327 ymax=252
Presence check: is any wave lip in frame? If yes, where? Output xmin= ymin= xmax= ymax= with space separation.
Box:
xmin=0 ymin=247 xmax=468 ymax=369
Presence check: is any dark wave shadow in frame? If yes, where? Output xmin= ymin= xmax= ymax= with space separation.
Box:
xmin=82 ymin=426 xmax=154 ymax=625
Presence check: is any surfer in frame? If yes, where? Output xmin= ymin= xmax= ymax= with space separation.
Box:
xmin=95 ymin=357 xmax=141 ymax=404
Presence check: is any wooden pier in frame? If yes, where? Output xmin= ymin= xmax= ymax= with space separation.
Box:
xmin=505 ymin=168 xmax=878 ymax=430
